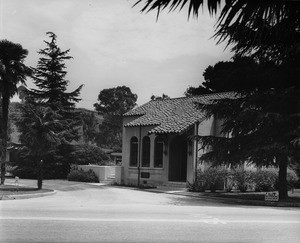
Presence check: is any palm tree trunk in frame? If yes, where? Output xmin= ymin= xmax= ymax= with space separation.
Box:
xmin=278 ymin=156 xmax=288 ymax=201
xmin=0 ymin=94 xmax=9 ymax=185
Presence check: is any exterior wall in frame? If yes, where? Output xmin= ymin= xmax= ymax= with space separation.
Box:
xmin=122 ymin=115 xmax=224 ymax=186
xmin=78 ymin=165 xmax=120 ymax=182
xmin=122 ymin=116 xmax=168 ymax=186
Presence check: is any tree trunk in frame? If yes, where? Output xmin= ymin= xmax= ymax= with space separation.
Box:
xmin=278 ymin=156 xmax=288 ymax=201
xmin=0 ymin=145 xmax=6 ymax=185
xmin=0 ymin=94 xmax=9 ymax=185
xmin=37 ymin=159 xmax=43 ymax=190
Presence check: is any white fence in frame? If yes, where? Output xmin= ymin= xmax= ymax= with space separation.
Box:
xmin=78 ymin=165 xmax=123 ymax=184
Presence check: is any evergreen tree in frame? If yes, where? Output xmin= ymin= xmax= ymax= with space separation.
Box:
xmin=16 ymin=32 xmax=84 ymax=180
xmin=29 ymin=32 xmax=83 ymax=142
xmin=193 ymin=57 xmax=300 ymax=201
xmin=30 ymin=32 xmax=83 ymax=110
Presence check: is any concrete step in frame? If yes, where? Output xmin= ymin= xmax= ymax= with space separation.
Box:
xmin=100 ymin=179 xmax=115 ymax=185
xmin=157 ymin=181 xmax=187 ymax=190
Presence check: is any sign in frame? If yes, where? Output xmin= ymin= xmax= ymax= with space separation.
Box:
xmin=141 ymin=172 xmax=150 ymax=179
xmin=265 ymin=192 xmax=279 ymax=202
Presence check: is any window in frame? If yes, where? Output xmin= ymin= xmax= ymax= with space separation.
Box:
xmin=130 ymin=137 xmax=138 ymax=167
xmin=154 ymin=136 xmax=164 ymax=168
xmin=142 ymin=136 xmax=150 ymax=167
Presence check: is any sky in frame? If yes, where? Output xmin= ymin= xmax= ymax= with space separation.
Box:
xmin=1 ymin=0 xmax=233 ymax=110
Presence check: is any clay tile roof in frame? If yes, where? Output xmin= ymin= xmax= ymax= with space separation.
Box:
xmin=124 ymin=92 xmax=235 ymax=134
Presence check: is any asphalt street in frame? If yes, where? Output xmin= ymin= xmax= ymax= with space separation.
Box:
xmin=1 ymin=180 xmax=300 ymax=242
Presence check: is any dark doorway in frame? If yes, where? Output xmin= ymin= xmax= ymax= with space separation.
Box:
xmin=169 ymin=136 xmax=187 ymax=182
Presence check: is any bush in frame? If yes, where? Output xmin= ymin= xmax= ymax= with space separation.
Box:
xmin=189 ymin=166 xmax=227 ymax=192
xmin=69 ymin=144 xmax=111 ymax=165
xmin=232 ymin=167 xmax=254 ymax=192
xmin=253 ymin=168 xmax=278 ymax=192
xmin=188 ymin=170 xmax=206 ymax=192
xmin=287 ymin=169 xmax=299 ymax=189
xmin=224 ymin=174 xmax=235 ymax=192
xmin=274 ymin=168 xmax=299 ymax=190
xmin=67 ymin=169 xmax=99 ymax=183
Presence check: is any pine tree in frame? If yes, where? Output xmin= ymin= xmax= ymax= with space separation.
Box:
xmin=30 ymin=32 xmax=82 ymax=111
xmin=193 ymin=56 xmax=300 ymax=201
xmin=29 ymin=32 xmax=83 ymax=142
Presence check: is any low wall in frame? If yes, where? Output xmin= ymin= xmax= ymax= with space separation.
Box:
xmin=78 ymin=165 xmax=123 ymax=183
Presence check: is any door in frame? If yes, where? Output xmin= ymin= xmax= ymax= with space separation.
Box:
xmin=169 ymin=136 xmax=187 ymax=182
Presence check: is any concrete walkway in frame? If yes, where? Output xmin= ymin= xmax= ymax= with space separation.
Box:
xmin=1 ymin=178 xmax=300 ymax=207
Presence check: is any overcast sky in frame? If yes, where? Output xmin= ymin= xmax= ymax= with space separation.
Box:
xmin=1 ymin=0 xmax=233 ymax=110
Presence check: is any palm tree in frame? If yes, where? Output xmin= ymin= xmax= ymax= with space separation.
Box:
xmin=0 ymin=40 xmax=31 ymax=184
xmin=135 ymin=0 xmax=300 ymax=63
xmin=17 ymin=103 xmax=64 ymax=189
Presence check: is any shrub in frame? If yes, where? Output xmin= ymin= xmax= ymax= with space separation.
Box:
xmin=67 ymin=169 xmax=99 ymax=183
xmin=253 ymin=168 xmax=278 ymax=192
xmin=287 ymin=169 xmax=299 ymax=189
xmin=191 ymin=166 xmax=228 ymax=192
xmin=232 ymin=167 xmax=254 ymax=192
xmin=188 ymin=170 xmax=206 ymax=192
xmin=274 ymin=168 xmax=299 ymax=190
xmin=69 ymin=144 xmax=111 ymax=165
xmin=224 ymin=170 xmax=235 ymax=192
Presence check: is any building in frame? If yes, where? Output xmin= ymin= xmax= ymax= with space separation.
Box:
xmin=121 ymin=92 xmax=233 ymax=187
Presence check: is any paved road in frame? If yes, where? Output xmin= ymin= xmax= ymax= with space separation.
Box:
xmin=1 ymin=180 xmax=300 ymax=242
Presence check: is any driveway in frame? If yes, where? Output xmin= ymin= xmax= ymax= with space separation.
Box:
xmin=1 ymin=179 xmax=300 ymax=242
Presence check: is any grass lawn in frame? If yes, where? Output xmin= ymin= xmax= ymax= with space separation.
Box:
xmin=199 ymin=189 xmax=300 ymax=203
xmin=0 ymin=184 xmax=53 ymax=195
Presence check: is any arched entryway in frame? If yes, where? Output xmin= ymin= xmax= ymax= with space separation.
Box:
xmin=169 ymin=136 xmax=187 ymax=182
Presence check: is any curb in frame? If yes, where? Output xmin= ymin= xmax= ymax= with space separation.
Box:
xmin=0 ymin=190 xmax=57 ymax=200
xmin=144 ymin=189 xmax=300 ymax=207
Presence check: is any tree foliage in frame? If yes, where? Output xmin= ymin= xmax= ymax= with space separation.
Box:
xmin=69 ymin=144 xmax=110 ymax=166
xmin=0 ymin=40 xmax=31 ymax=184
xmin=14 ymin=32 xmax=84 ymax=187
xmin=75 ymin=108 xmax=103 ymax=145
xmin=194 ymin=63 xmax=300 ymax=200
xmin=16 ymin=103 xmax=65 ymax=189
xmin=135 ymin=0 xmax=300 ymax=63
xmin=186 ymin=55 xmax=299 ymax=95
xmin=94 ymin=86 xmax=137 ymax=151
xmin=26 ymin=32 xmax=84 ymax=144
xmin=29 ymin=32 xmax=83 ymax=109
xmin=151 ymin=93 xmax=170 ymax=100
xmin=94 ymin=86 xmax=137 ymax=116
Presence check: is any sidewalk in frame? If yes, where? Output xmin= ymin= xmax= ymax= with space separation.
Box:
xmin=1 ymin=178 xmax=300 ymax=207
xmin=143 ymin=186 xmax=300 ymax=207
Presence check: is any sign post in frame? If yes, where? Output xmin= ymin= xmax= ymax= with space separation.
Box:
xmin=15 ymin=176 xmax=19 ymax=192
